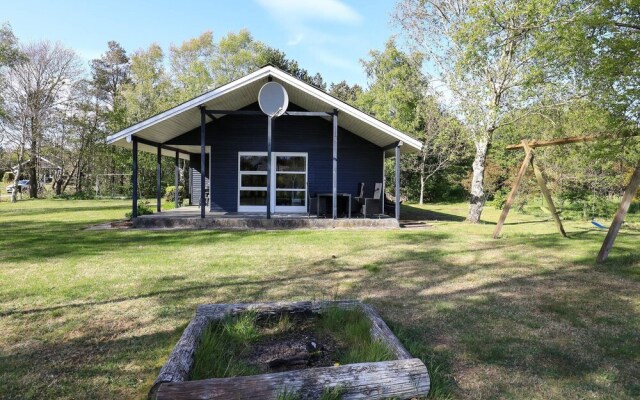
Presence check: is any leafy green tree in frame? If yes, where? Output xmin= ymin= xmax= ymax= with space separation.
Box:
xmin=395 ymin=0 xmax=584 ymax=222
xmin=0 ymin=23 xmax=24 ymax=121
xmin=122 ymin=43 xmax=172 ymax=123
xmin=259 ymin=47 xmax=326 ymax=90
xmin=559 ymin=0 xmax=640 ymax=122
xmin=210 ymin=29 xmax=266 ymax=87
xmin=90 ymin=41 xmax=130 ymax=132
xmin=169 ymin=32 xmax=215 ymax=102
xmin=358 ymin=39 xmax=468 ymax=202
xmin=358 ymin=39 xmax=425 ymax=133
xmin=328 ymin=80 xmax=363 ymax=104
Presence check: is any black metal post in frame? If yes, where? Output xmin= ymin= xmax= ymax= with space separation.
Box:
xmin=332 ymin=110 xmax=338 ymax=219
xmin=395 ymin=144 xmax=401 ymax=220
xmin=267 ymin=116 xmax=272 ymax=219
xmin=208 ymin=146 xmax=213 ymax=212
xmin=200 ymin=107 xmax=206 ymax=219
xmin=174 ymin=151 xmax=179 ymax=208
xmin=132 ymin=136 xmax=138 ymax=219
xmin=156 ymin=146 xmax=162 ymax=212
xmin=381 ymin=151 xmax=385 ymax=215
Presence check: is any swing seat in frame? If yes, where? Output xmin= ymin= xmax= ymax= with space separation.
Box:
xmin=591 ymin=220 xmax=607 ymax=229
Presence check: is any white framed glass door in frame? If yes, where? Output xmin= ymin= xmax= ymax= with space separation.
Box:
xmin=237 ymin=152 xmax=307 ymax=213
xmin=273 ymin=153 xmax=307 ymax=213
xmin=238 ymin=153 xmax=268 ymax=212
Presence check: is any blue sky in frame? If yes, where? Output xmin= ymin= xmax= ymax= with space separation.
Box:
xmin=2 ymin=0 xmax=401 ymax=86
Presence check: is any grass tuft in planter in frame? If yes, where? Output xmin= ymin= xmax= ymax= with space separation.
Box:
xmin=191 ymin=312 xmax=261 ymax=380
xmin=191 ymin=307 xmax=394 ymax=380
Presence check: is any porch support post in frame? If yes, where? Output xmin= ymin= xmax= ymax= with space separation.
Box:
xmin=132 ymin=136 xmax=138 ymax=219
xmin=395 ymin=143 xmax=401 ymax=220
xmin=597 ymin=162 xmax=640 ymax=263
xmin=208 ymin=146 xmax=213 ymax=212
xmin=174 ymin=151 xmax=179 ymax=208
xmin=156 ymin=146 xmax=162 ymax=212
xmin=200 ymin=106 xmax=206 ymax=219
xmin=267 ymin=116 xmax=272 ymax=219
xmin=381 ymin=151 xmax=385 ymax=215
xmin=332 ymin=109 xmax=338 ymax=219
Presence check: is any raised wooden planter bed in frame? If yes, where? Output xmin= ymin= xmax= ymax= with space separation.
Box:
xmin=150 ymin=300 xmax=430 ymax=400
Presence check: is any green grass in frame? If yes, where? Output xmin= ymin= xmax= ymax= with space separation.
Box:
xmin=318 ymin=307 xmax=394 ymax=365
xmin=192 ymin=307 xmax=393 ymax=381
xmin=0 ymin=199 xmax=638 ymax=399
xmin=191 ymin=313 xmax=261 ymax=380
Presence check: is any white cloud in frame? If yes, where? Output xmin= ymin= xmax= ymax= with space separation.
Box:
xmin=255 ymin=0 xmax=362 ymax=24
xmin=312 ymin=49 xmax=361 ymax=73
xmin=286 ymin=34 xmax=304 ymax=46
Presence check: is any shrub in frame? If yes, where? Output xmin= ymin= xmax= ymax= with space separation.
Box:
xmin=2 ymin=172 xmax=15 ymax=184
xmin=54 ymin=191 xmax=95 ymax=200
xmin=491 ymin=189 xmax=508 ymax=210
xmin=164 ymin=185 xmax=186 ymax=202
xmin=125 ymin=201 xmax=153 ymax=219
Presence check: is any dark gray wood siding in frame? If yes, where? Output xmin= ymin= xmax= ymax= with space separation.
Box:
xmin=170 ymin=103 xmax=383 ymax=212
xmin=189 ymin=154 xmax=209 ymax=206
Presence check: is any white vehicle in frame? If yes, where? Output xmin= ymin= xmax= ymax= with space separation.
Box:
xmin=6 ymin=180 xmax=30 ymax=194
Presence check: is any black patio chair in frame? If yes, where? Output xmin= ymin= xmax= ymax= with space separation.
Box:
xmin=357 ymin=182 xmax=382 ymax=218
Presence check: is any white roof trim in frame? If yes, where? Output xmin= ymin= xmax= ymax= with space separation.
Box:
xmin=107 ymin=66 xmax=422 ymax=151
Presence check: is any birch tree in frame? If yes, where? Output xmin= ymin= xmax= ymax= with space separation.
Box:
xmin=394 ymin=0 xmax=584 ymax=222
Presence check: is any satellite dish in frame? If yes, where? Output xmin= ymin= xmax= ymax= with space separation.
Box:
xmin=258 ymin=82 xmax=288 ymax=117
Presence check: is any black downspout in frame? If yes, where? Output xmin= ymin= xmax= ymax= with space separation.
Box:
xmin=132 ymin=136 xmax=138 ymax=219
xmin=174 ymin=151 xmax=179 ymax=208
xmin=156 ymin=146 xmax=162 ymax=212
xmin=200 ymin=107 xmax=206 ymax=219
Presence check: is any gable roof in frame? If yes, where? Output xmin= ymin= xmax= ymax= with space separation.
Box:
xmin=107 ymin=65 xmax=422 ymax=156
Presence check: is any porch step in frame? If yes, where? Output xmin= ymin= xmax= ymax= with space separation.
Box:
xmin=133 ymin=216 xmax=399 ymax=230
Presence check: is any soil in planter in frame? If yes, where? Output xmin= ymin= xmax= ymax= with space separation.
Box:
xmin=191 ymin=307 xmax=395 ymax=381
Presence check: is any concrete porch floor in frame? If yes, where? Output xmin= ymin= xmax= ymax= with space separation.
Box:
xmin=134 ymin=206 xmax=399 ymax=229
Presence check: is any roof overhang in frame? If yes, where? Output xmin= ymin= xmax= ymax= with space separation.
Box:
xmin=107 ymin=66 xmax=422 ymax=155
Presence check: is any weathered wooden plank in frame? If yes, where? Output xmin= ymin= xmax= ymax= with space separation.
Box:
xmin=155 ymin=358 xmax=430 ymax=400
xmin=196 ymin=300 xmax=361 ymax=320
xmin=493 ymin=140 xmax=534 ymax=239
xmin=525 ymin=143 xmax=567 ymax=238
xmin=149 ymin=316 xmax=209 ymax=399
xmin=361 ymin=303 xmax=413 ymax=360
xmin=597 ymin=162 xmax=640 ymax=263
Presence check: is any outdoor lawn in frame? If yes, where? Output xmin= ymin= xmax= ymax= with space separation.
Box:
xmin=0 ymin=199 xmax=638 ymax=399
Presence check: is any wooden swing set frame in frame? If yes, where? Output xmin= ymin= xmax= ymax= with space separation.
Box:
xmin=493 ymin=133 xmax=640 ymax=263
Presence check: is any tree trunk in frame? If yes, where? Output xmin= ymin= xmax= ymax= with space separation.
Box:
xmin=466 ymin=138 xmax=489 ymax=223
xmin=419 ymin=149 xmax=427 ymax=205
xmin=61 ymin=162 xmax=78 ymax=193
xmin=28 ymin=135 xmax=38 ymax=198
xmin=28 ymin=164 xmax=37 ymax=198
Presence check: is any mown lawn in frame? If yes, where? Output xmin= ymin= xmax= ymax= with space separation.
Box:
xmin=0 ymin=199 xmax=638 ymax=399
